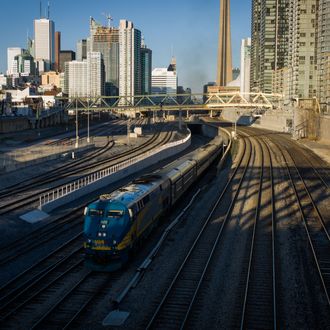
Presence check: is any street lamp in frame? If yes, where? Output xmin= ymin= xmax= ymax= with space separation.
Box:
xmin=75 ymin=95 xmax=79 ymax=148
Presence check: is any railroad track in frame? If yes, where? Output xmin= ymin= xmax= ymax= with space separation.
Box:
xmin=30 ymin=271 xmax=119 ymax=329
xmin=0 ymin=247 xmax=86 ymax=325
xmin=273 ymin=140 xmax=330 ymax=308
xmin=0 ymin=128 xmax=174 ymax=266
xmin=0 ymin=119 xmax=137 ymax=196
xmin=145 ymin=134 xmax=254 ymax=329
xmin=0 ymin=125 xmax=172 ymax=215
xmin=239 ymin=136 xmax=276 ymax=329
xmin=0 ymin=208 xmax=83 ymax=265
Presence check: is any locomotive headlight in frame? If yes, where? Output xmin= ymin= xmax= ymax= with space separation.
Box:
xmin=113 ymin=240 xmax=117 ymax=245
xmin=101 ymin=224 xmax=106 ymax=229
xmin=98 ymin=232 xmax=102 ymax=237
xmin=102 ymin=233 xmax=107 ymax=237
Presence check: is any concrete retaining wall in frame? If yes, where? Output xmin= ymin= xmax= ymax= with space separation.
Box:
xmin=41 ymin=135 xmax=191 ymax=213
xmin=0 ymin=117 xmax=30 ymax=133
xmin=221 ymin=108 xmax=293 ymax=133
xmin=252 ymin=110 xmax=293 ymax=132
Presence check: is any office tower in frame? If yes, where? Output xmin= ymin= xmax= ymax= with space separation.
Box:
xmin=141 ymin=42 xmax=152 ymax=95
xmin=119 ymin=20 xmax=141 ymax=105
xmin=76 ymin=39 xmax=87 ymax=61
xmin=65 ymin=60 xmax=88 ymax=97
xmin=152 ymin=58 xmax=178 ymax=95
xmin=240 ymin=38 xmax=251 ymax=93
xmin=55 ymin=31 xmax=61 ymax=72
xmin=250 ymin=0 xmax=289 ymax=93
xmin=287 ymin=0 xmax=318 ymax=99
xmin=87 ymin=51 xmax=105 ymax=97
xmin=217 ymin=0 xmax=233 ymax=86
xmin=317 ymin=0 xmax=330 ymax=111
xmin=89 ymin=18 xmax=119 ymax=96
xmin=34 ymin=18 xmax=55 ymax=72
xmin=59 ymin=50 xmax=76 ymax=72
xmin=7 ymin=47 xmax=23 ymax=75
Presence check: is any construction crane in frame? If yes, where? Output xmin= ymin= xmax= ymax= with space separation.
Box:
xmin=102 ymin=13 xmax=113 ymax=28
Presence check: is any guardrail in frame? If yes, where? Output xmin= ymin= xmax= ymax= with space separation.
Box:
xmin=39 ymin=131 xmax=191 ymax=209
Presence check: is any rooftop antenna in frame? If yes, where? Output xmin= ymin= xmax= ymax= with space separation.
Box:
xmin=102 ymin=13 xmax=113 ymax=28
xmin=39 ymin=0 xmax=42 ymax=18
xmin=48 ymin=1 xmax=50 ymax=19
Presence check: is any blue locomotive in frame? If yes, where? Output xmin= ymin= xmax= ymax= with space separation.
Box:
xmin=84 ymin=136 xmax=223 ymax=271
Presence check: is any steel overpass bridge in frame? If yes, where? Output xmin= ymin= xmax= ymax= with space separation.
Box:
xmin=58 ymin=92 xmax=284 ymax=116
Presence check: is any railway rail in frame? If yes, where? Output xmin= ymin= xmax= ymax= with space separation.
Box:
xmin=239 ymin=137 xmax=276 ymax=329
xmin=0 ymin=128 xmax=174 ymax=265
xmin=145 ymin=134 xmax=254 ymax=329
xmin=0 ymin=125 xmax=173 ymax=216
xmin=0 ymin=119 xmax=141 ymax=197
xmin=273 ymin=140 xmax=330 ymax=307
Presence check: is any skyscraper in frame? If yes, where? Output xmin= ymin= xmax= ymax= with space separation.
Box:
xmin=217 ymin=0 xmax=233 ymax=86
xmin=89 ymin=18 xmax=119 ymax=96
xmin=287 ymin=0 xmax=318 ymax=99
xmin=240 ymin=38 xmax=251 ymax=94
xmin=119 ymin=20 xmax=141 ymax=105
xmin=34 ymin=18 xmax=55 ymax=72
xmin=7 ymin=47 xmax=23 ymax=75
xmin=65 ymin=60 xmax=88 ymax=97
xmin=152 ymin=58 xmax=178 ymax=95
xmin=55 ymin=31 xmax=61 ymax=72
xmin=317 ymin=0 xmax=330 ymax=110
xmin=250 ymin=0 xmax=289 ymax=93
xmin=87 ymin=51 xmax=105 ymax=97
xmin=141 ymin=42 xmax=152 ymax=95
xmin=76 ymin=39 xmax=87 ymax=61
xmin=59 ymin=50 xmax=76 ymax=72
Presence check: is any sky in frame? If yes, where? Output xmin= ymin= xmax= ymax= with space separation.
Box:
xmin=0 ymin=0 xmax=251 ymax=93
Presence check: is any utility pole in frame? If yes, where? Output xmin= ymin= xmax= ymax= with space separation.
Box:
xmin=87 ymin=95 xmax=90 ymax=143
xmin=75 ymin=96 xmax=79 ymax=148
xmin=127 ymin=119 xmax=131 ymax=145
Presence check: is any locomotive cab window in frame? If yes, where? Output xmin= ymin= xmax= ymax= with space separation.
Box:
xmin=89 ymin=209 xmax=104 ymax=216
xmin=107 ymin=210 xmax=124 ymax=218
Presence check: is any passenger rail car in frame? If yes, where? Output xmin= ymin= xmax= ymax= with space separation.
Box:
xmin=84 ymin=136 xmax=223 ymax=271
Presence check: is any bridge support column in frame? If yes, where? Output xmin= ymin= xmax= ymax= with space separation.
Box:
xmin=179 ymin=109 xmax=182 ymax=130
xmin=210 ymin=109 xmax=213 ymax=118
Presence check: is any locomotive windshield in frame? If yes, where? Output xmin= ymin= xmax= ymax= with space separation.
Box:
xmin=107 ymin=210 xmax=124 ymax=218
xmin=89 ymin=209 xmax=104 ymax=216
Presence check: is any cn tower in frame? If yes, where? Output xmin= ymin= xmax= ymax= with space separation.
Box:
xmin=216 ymin=0 xmax=233 ymax=86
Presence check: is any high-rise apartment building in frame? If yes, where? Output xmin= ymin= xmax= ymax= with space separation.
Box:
xmin=7 ymin=47 xmax=23 ymax=75
xmin=64 ymin=52 xmax=104 ymax=98
xmin=119 ymin=20 xmax=141 ymax=105
xmin=65 ymin=60 xmax=88 ymax=97
xmin=55 ymin=31 xmax=61 ymax=72
xmin=87 ymin=51 xmax=105 ymax=97
xmin=217 ymin=0 xmax=233 ymax=86
xmin=250 ymin=0 xmax=289 ymax=93
xmin=34 ymin=18 xmax=55 ymax=72
xmin=76 ymin=39 xmax=87 ymax=61
xmin=317 ymin=0 xmax=330 ymax=110
xmin=141 ymin=43 xmax=152 ymax=95
xmin=287 ymin=0 xmax=318 ymax=99
xmin=240 ymin=38 xmax=251 ymax=94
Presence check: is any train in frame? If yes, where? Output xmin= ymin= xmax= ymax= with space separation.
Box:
xmin=83 ymin=135 xmax=223 ymax=271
